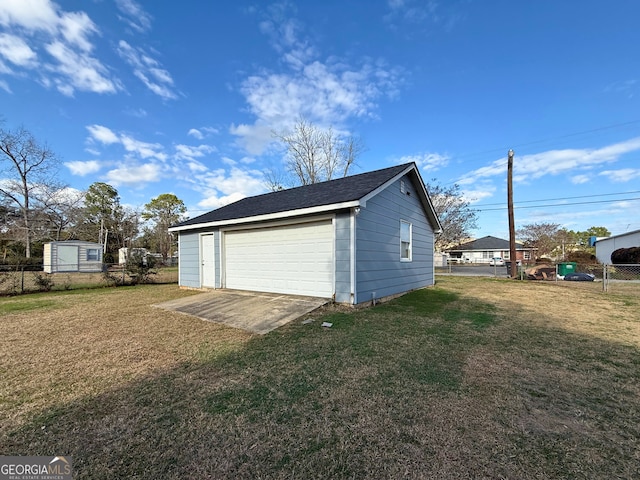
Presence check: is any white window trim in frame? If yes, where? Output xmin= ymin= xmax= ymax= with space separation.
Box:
xmin=87 ymin=248 xmax=100 ymax=261
xmin=400 ymin=220 xmax=412 ymax=262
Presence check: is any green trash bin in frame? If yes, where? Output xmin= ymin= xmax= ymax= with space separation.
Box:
xmin=557 ymin=262 xmax=577 ymax=276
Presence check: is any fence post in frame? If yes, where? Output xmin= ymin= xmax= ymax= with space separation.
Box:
xmin=603 ymin=264 xmax=607 ymax=292
xmin=21 ymin=266 xmax=25 ymax=294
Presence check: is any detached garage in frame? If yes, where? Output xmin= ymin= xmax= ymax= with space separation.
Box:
xmin=169 ymin=162 xmax=442 ymax=305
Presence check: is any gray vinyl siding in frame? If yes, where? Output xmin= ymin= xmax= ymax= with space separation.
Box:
xmin=178 ymin=231 xmax=201 ymax=287
xmin=334 ymin=212 xmax=352 ymax=303
xmin=355 ymin=175 xmax=434 ymax=304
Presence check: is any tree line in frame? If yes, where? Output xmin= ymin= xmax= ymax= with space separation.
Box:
xmin=515 ymin=223 xmax=610 ymax=260
xmin=1 ymin=124 xmax=186 ymax=265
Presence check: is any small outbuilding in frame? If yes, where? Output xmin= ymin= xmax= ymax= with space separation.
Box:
xmin=43 ymin=240 xmax=104 ymax=273
xmin=169 ymin=163 xmax=442 ymax=305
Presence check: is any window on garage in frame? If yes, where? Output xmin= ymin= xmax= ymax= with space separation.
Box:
xmin=400 ymin=220 xmax=412 ymax=261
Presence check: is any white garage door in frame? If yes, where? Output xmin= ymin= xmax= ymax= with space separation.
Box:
xmin=224 ymin=220 xmax=334 ymax=298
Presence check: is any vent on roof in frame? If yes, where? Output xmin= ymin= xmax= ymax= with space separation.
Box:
xmin=400 ymin=180 xmax=406 ymax=194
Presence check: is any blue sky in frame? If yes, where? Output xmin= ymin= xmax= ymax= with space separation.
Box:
xmin=1 ymin=0 xmax=639 ymax=239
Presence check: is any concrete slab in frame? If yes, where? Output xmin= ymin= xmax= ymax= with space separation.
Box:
xmin=154 ymin=290 xmax=329 ymax=335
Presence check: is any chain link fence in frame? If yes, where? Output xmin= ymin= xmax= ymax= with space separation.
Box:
xmin=540 ymin=263 xmax=639 ymax=297
xmin=603 ymin=264 xmax=640 ymax=294
xmin=0 ymin=263 xmax=178 ymax=296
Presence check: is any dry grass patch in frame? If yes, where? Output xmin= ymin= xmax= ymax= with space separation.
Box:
xmin=0 ymin=285 xmax=250 ymax=437
xmin=1 ymin=278 xmax=639 ymax=479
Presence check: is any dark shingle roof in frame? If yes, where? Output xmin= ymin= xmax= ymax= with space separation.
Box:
xmin=173 ymin=163 xmax=412 ymax=228
xmin=449 ymin=235 xmax=523 ymax=251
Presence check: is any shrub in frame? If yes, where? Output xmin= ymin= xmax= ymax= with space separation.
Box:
xmin=125 ymin=251 xmax=157 ymax=285
xmin=566 ymin=250 xmax=597 ymax=263
xmin=32 ymin=272 xmax=54 ymax=292
xmin=611 ymin=247 xmax=640 ymax=264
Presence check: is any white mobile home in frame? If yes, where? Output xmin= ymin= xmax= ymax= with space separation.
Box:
xmin=43 ymin=240 xmax=103 ymax=273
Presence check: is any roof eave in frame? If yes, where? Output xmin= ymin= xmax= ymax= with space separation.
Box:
xmin=168 ymin=200 xmax=360 ymax=232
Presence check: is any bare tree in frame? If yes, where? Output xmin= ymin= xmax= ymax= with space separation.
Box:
xmin=427 ymin=180 xmax=478 ymax=252
xmin=516 ymin=222 xmax=561 ymax=258
xmin=0 ymin=125 xmax=60 ymax=258
xmin=271 ymin=117 xmax=363 ymax=188
xmin=39 ymin=186 xmax=85 ymax=241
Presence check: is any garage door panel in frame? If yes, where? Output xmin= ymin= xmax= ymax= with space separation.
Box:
xmin=224 ymin=221 xmax=333 ymax=297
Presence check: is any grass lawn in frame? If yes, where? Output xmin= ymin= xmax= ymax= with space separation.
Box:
xmin=1 ymin=278 xmax=639 ymax=479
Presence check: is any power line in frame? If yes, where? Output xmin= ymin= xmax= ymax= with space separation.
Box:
xmin=448 ymin=119 xmax=640 ymax=163
xmin=476 ymin=196 xmax=640 ymax=212
xmin=474 ymin=190 xmax=640 ymax=208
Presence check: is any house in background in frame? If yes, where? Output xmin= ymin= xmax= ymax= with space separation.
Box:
xmin=594 ymin=229 xmax=640 ymax=264
xmin=43 ymin=240 xmax=103 ymax=273
xmin=446 ymin=235 xmax=536 ymax=264
xmin=169 ymin=163 xmax=442 ymax=305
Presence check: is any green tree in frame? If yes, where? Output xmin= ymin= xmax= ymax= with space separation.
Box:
xmin=79 ymin=182 xmax=138 ymax=262
xmin=142 ymin=193 xmax=186 ymax=262
xmin=579 ymin=226 xmax=610 ymax=246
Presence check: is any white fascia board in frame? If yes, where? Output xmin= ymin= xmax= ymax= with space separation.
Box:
xmin=359 ymin=164 xmax=443 ymax=234
xmin=168 ymin=200 xmax=360 ymax=232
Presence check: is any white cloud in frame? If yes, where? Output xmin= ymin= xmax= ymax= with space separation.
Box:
xmin=115 ymin=0 xmax=152 ymax=33
xmin=117 ymin=40 xmax=177 ymax=100
xmin=174 ymin=144 xmax=216 ymax=160
xmin=461 ymin=185 xmax=496 ymax=204
xmin=85 ymin=124 xmax=167 ymax=161
xmin=120 ymin=134 xmax=167 ymax=160
xmin=195 ymin=167 xmax=266 ymax=210
xmin=232 ymin=6 xmax=403 ymax=155
xmin=397 ymin=152 xmax=449 ymax=172
xmin=0 ymin=0 xmax=59 ymax=32
xmin=188 ymin=128 xmax=203 ymax=140
xmin=0 ymin=0 xmax=121 ymax=96
xmin=0 ymin=33 xmax=38 ymax=67
xmin=58 ymin=10 xmax=97 ymax=52
xmin=65 ymin=160 xmax=102 ymax=176
xmin=458 ymin=137 xmax=640 ymax=186
xmin=124 ymin=107 xmax=147 ymax=118
xmin=186 ymin=161 xmax=208 ymax=173
xmin=105 ymin=163 xmax=162 ymax=186
xmin=188 ymin=126 xmax=219 ymax=140
xmin=86 ymin=124 xmax=119 ymax=144
xmin=385 ymin=0 xmax=445 ymax=27
xmin=571 ymin=174 xmax=591 ymax=184
xmin=599 ymin=168 xmax=640 ymax=183
xmin=43 ymin=40 xmax=119 ymax=96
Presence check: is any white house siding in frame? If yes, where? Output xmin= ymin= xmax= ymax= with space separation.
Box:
xmin=43 ymin=241 xmax=103 ymax=273
xmin=355 ymin=175 xmax=434 ymax=304
xmin=595 ymin=230 xmax=640 ymax=264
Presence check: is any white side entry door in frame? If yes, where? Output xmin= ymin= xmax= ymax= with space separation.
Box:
xmin=201 ymin=234 xmax=215 ymax=287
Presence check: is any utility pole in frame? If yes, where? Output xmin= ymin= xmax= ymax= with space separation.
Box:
xmin=507 ymin=149 xmax=517 ymax=278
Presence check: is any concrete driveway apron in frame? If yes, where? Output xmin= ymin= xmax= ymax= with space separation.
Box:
xmin=154 ymin=289 xmax=329 ymax=334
